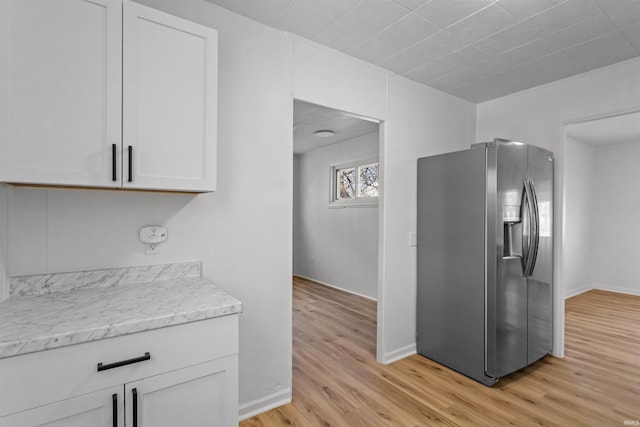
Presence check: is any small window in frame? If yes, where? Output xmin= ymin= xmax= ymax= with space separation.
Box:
xmin=330 ymin=159 xmax=379 ymax=207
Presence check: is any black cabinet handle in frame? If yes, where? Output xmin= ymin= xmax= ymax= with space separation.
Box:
xmin=128 ymin=145 xmax=133 ymax=182
xmin=132 ymin=388 xmax=138 ymax=427
xmin=97 ymin=352 xmax=151 ymax=372
xmin=112 ymin=144 xmax=117 ymax=181
xmin=112 ymin=393 xmax=118 ymax=427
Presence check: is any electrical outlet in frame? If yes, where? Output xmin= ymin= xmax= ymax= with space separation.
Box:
xmin=145 ymin=243 xmax=160 ymax=255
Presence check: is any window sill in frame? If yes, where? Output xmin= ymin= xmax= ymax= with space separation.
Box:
xmin=328 ymin=199 xmax=378 ymax=209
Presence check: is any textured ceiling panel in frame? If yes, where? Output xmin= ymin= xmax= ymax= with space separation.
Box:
xmin=293 ymin=100 xmax=379 ymax=154
xmin=210 ymin=0 xmax=640 ymax=102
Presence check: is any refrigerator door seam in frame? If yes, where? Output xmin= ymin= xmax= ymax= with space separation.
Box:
xmin=484 ymin=145 xmax=488 ymax=375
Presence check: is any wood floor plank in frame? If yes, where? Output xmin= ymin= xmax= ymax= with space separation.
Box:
xmin=240 ymin=279 xmax=640 ymax=426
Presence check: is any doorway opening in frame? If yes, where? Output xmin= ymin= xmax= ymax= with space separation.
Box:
xmin=292 ymin=99 xmax=382 ymax=359
xmin=563 ymin=109 xmax=640 ymax=300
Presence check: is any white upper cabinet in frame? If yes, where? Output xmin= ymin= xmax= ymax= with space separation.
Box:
xmin=123 ymin=2 xmax=218 ymax=192
xmin=0 ymin=0 xmax=123 ymax=187
xmin=0 ymin=0 xmax=218 ymax=192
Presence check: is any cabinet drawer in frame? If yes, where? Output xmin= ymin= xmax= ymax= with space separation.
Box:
xmin=0 ymin=315 xmax=238 ymax=417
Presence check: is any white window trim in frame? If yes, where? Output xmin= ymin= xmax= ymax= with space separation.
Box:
xmin=329 ymin=157 xmax=379 ymax=209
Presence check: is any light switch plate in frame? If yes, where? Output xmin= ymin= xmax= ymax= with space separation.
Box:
xmin=409 ymin=231 xmax=417 ymax=247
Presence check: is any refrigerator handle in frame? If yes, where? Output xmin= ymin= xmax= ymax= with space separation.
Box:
xmin=528 ymin=179 xmax=540 ymax=276
xmin=522 ymin=181 xmax=535 ymax=276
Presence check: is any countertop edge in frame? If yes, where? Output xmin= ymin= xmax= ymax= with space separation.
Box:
xmin=0 ymin=301 xmax=242 ymax=360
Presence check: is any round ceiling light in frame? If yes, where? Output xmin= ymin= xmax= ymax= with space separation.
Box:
xmin=313 ymin=130 xmax=335 ymax=138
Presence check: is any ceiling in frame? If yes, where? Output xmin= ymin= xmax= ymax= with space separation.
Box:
xmin=207 ymin=0 xmax=640 ymax=103
xmin=293 ymin=100 xmax=379 ymax=154
xmin=566 ymin=111 xmax=640 ymax=145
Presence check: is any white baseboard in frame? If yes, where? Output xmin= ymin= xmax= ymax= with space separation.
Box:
xmin=238 ymin=388 xmax=292 ymax=421
xmin=381 ymin=343 xmax=416 ymax=364
xmin=593 ymin=283 xmax=640 ymax=297
xmin=565 ymin=283 xmax=640 ymax=298
xmin=565 ymin=285 xmax=593 ymax=299
xmin=294 ymin=275 xmax=377 ymax=301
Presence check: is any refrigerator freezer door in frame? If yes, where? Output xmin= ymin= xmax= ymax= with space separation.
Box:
xmin=527 ymin=145 xmax=554 ymax=363
xmin=486 ymin=141 xmax=529 ymax=379
xmin=417 ymin=148 xmax=486 ymax=383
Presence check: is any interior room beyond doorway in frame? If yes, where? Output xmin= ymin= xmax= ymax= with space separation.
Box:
xmin=292 ymin=100 xmax=380 ymax=305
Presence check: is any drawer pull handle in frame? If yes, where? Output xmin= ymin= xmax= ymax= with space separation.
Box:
xmin=97 ymin=352 xmax=151 ymax=372
xmin=112 ymin=393 xmax=118 ymax=427
xmin=132 ymin=388 xmax=138 ymax=427
xmin=128 ymin=145 xmax=133 ymax=182
xmin=112 ymin=144 xmax=117 ymax=182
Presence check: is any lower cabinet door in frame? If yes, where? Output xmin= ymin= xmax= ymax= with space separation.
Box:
xmin=125 ymin=356 xmax=238 ymax=427
xmin=0 ymin=386 xmax=123 ymax=427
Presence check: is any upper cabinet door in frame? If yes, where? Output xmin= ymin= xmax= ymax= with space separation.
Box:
xmin=122 ymin=2 xmax=218 ymax=192
xmin=0 ymin=0 xmax=122 ymax=187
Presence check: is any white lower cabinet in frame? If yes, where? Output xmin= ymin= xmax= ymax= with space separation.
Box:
xmin=126 ymin=357 xmax=237 ymax=427
xmin=0 ymin=387 xmax=122 ymax=427
xmin=0 ymin=316 xmax=239 ymax=427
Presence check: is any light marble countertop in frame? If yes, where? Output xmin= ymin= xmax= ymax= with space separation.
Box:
xmin=0 ymin=276 xmax=242 ymax=359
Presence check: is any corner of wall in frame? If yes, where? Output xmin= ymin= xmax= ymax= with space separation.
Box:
xmin=564 ymin=284 xmax=593 ymax=299
xmin=473 ymin=102 xmax=480 ymax=143
xmin=0 ymin=183 xmax=7 ymax=301
xmin=292 ymin=154 xmax=300 ymax=277
xmin=382 ymin=343 xmax=416 ymax=365
xmin=238 ymin=388 xmax=292 ymax=421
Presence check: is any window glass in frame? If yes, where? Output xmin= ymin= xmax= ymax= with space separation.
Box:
xmin=358 ymin=163 xmax=378 ymax=198
xmin=336 ymin=167 xmax=356 ymax=200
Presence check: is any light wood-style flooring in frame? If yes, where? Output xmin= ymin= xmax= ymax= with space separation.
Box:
xmin=240 ymin=279 xmax=640 ymax=426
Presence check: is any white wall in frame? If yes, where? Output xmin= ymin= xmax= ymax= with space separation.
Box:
xmin=381 ymin=75 xmax=477 ymax=361
xmin=592 ymin=140 xmax=640 ymax=296
xmin=0 ymin=184 xmax=6 ymax=302
xmin=1 ymin=0 xmax=478 ymax=418
xmin=477 ymin=56 xmax=640 ymax=357
xmin=294 ymin=132 xmax=379 ymax=300
xmin=563 ymin=137 xmax=596 ymax=298
xmin=292 ymin=39 xmax=388 ymax=122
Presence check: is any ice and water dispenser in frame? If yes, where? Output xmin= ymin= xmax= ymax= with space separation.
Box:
xmin=502 ymin=182 xmax=524 ymax=262
xmin=503 ymin=205 xmax=522 ymax=258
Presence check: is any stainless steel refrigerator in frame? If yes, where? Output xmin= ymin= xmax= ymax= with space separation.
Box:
xmin=416 ymin=139 xmax=553 ymax=386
